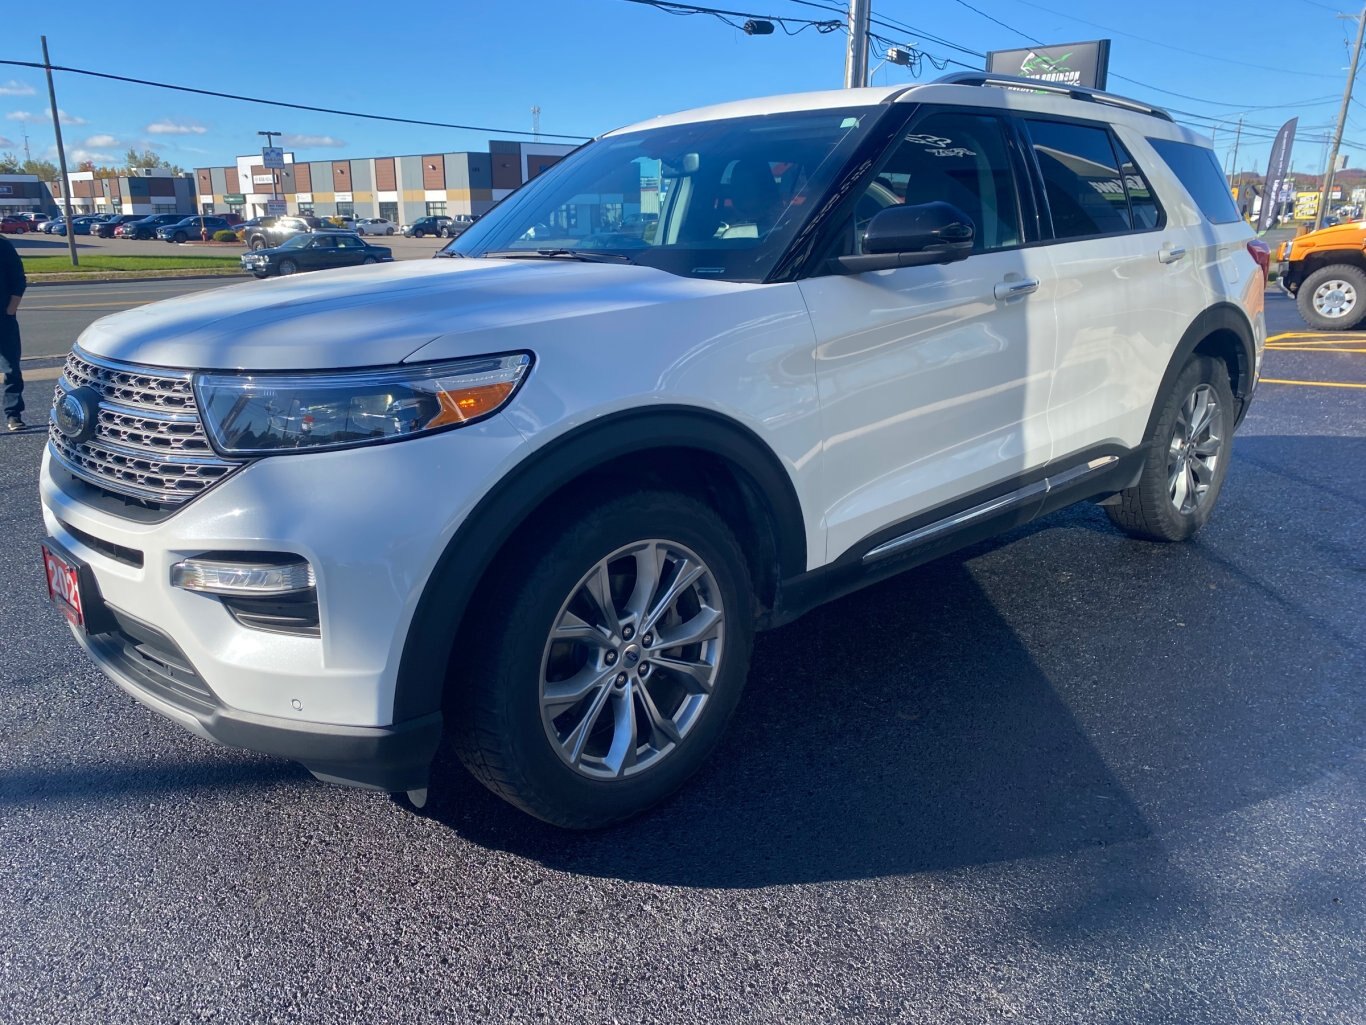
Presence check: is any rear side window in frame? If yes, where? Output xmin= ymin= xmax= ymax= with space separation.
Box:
xmin=1024 ymin=119 xmax=1162 ymax=239
xmin=1147 ymin=137 xmax=1241 ymax=224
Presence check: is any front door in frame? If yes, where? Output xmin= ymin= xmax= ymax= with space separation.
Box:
xmin=799 ymin=109 xmax=1058 ymax=562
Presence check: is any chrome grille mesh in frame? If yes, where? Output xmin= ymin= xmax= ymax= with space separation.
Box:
xmin=48 ymin=349 xmax=239 ymax=507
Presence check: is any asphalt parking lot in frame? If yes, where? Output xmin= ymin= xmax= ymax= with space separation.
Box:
xmin=10 ymin=229 xmax=449 ymax=261
xmin=0 ymin=286 xmax=1362 ymax=1024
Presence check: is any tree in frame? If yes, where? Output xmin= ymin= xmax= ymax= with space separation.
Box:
xmin=20 ymin=158 xmax=58 ymax=181
xmin=123 ymin=147 xmax=184 ymax=175
xmin=0 ymin=152 xmax=20 ymax=174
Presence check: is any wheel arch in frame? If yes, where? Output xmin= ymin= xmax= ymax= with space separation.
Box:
xmin=1145 ymin=303 xmax=1257 ymax=438
xmin=392 ymin=406 xmax=808 ymax=722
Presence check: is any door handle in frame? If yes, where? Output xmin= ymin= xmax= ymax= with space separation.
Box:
xmin=993 ymin=278 xmax=1040 ymax=301
xmin=1158 ymin=245 xmax=1187 ymax=264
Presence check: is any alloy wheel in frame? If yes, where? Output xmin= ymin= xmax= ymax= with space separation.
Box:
xmin=539 ymin=539 xmax=725 ymax=780
xmin=1167 ymin=384 xmax=1222 ymax=515
xmin=1312 ymin=278 xmax=1357 ymax=319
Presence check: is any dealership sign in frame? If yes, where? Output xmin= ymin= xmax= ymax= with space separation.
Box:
xmin=986 ymin=40 xmax=1111 ymax=89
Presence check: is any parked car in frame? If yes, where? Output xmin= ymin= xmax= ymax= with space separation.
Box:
xmin=1275 ymin=218 xmax=1366 ymax=328
xmin=0 ymin=214 xmax=30 ymax=233
xmin=355 ymin=217 xmax=397 ymax=236
xmin=438 ymin=214 xmax=477 ymax=238
xmin=242 ymin=215 xmax=317 ymax=250
xmin=116 ymin=213 xmax=185 ymax=240
xmin=403 ymin=215 xmax=451 ymax=238
xmin=94 ymin=214 xmax=144 ymax=239
xmin=41 ymin=217 xmax=65 ymax=234
xmin=38 ymin=74 xmax=1265 ymax=829
xmin=156 ymin=215 xmax=236 ymax=243
xmin=53 ymin=215 xmax=103 ymax=236
xmin=240 ymin=231 xmax=393 ymax=277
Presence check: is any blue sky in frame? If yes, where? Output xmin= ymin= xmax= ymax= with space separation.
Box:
xmin=1 ymin=0 xmax=1361 ymax=176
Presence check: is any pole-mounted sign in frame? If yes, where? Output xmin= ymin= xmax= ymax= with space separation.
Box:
xmin=986 ymin=40 xmax=1112 ymax=90
xmin=261 ymin=147 xmax=285 ymax=170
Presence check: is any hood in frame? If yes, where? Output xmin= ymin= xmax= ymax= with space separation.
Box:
xmin=76 ymin=257 xmax=749 ymax=371
xmin=1291 ymin=221 xmax=1366 ymax=251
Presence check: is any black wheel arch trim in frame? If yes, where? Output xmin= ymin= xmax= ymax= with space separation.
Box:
xmin=392 ymin=405 xmax=808 ymax=722
xmin=1149 ymin=302 xmax=1257 ymax=434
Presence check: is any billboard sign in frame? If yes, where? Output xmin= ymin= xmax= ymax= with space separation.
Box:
xmin=265 ymin=198 xmax=287 ymax=216
xmin=986 ymin=40 xmax=1111 ymax=89
xmin=1294 ymin=191 xmax=1320 ymax=221
xmin=261 ymin=146 xmax=285 ymax=169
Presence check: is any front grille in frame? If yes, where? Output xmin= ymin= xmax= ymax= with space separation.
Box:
xmin=48 ymin=348 xmax=239 ymax=508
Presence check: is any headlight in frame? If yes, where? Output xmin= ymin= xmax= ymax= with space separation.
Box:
xmin=195 ymin=353 xmax=532 ymax=456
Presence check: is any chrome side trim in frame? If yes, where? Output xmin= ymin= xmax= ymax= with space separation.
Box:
xmin=862 ymin=455 xmax=1119 ymax=564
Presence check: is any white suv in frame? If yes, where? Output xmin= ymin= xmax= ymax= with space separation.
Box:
xmin=39 ymin=74 xmax=1265 ymax=827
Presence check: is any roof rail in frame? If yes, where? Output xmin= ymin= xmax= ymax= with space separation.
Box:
xmin=932 ymin=72 xmax=1174 ymax=123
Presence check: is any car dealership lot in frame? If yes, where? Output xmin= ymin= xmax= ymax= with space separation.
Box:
xmin=11 ymin=229 xmax=446 ymax=262
xmin=0 ymin=287 xmax=1362 ymax=1023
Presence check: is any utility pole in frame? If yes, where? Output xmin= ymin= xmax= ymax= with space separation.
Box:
xmin=531 ymin=105 xmax=542 ymax=143
xmin=1226 ymin=116 xmax=1243 ymax=179
xmin=1317 ymin=4 xmax=1366 ymax=229
xmin=845 ymin=0 xmax=871 ymax=88
xmin=41 ymin=36 xmax=77 ymax=267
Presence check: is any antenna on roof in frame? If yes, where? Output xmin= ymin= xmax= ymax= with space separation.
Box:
xmin=532 ymin=105 xmax=542 ymax=143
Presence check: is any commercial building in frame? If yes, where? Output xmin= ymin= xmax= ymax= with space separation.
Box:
xmin=0 ymin=173 xmax=56 ymax=213
xmin=48 ymin=167 xmax=198 ymax=217
xmin=194 ymin=139 xmax=575 ymax=223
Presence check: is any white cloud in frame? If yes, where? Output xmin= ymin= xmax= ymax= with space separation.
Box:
xmin=146 ymin=120 xmax=207 ymax=135
xmin=7 ymin=108 xmax=86 ymax=125
xmin=68 ymin=150 xmax=117 ymax=166
xmin=0 ymin=136 xmax=14 ymax=148
xmin=280 ymin=133 xmax=346 ymax=148
xmin=83 ymin=134 xmax=120 ymax=148
xmin=0 ymin=80 xmax=36 ymax=97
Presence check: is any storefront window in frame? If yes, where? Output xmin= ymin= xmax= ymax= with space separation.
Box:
xmin=425 ymin=201 xmax=447 ymax=216
xmin=379 ymin=201 xmax=398 ymax=223
xmin=336 ymin=201 xmax=355 ymax=218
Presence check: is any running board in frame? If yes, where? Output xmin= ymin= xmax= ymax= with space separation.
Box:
xmin=862 ymin=456 xmax=1119 ymax=564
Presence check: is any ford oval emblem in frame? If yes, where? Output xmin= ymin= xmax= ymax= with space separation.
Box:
xmin=55 ymin=386 xmax=99 ymax=445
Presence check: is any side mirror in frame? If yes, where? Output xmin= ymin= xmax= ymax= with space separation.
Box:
xmin=830 ymin=201 xmax=976 ymax=274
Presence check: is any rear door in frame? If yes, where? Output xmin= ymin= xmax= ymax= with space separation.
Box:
xmin=799 ymin=107 xmax=1059 ymax=561
xmin=1024 ymin=117 xmax=1208 ymax=459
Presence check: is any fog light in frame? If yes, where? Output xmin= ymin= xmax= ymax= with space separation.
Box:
xmin=171 ymin=558 xmax=315 ymax=596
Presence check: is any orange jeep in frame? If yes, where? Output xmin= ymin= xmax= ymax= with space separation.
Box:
xmin=1277 ymin=222 xmax=1366 ymax=329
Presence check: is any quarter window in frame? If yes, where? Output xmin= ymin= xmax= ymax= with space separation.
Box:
xmin=1147 ymin=137 xmax=1241 ymax=224
xmin=1025 ymin=119 xmax=1162 ymax=239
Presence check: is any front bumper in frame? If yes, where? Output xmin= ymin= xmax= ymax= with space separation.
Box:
xmin=39 ymin=410 xmax=528 ymax=789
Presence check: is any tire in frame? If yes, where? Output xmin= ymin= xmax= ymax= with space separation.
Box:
xmin=172 ymin=231 xmax=187 ymax=244
xmin=278 ymin=259 xmax=298 ymax=276
xmin=1296 ymin=264 xmax=1366 ymax=330
xmin=1106 ymin=355 xmax=1235 ymax=542
xmin=251 ymin=238 xmax=266 ymax=251
xmin=386 ymin=227 xmax=394 ymax=235
xmin=414 ymin=229 xmax=425 ymax=238
xmin=450 ymin=490 xmax=755 ymax=829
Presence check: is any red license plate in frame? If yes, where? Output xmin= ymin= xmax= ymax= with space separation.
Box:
xmin=42 ymin=543 xmax=86 ymax=630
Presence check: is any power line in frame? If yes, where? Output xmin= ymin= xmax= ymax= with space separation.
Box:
xmin=1000 ymin=0 xmax=1343 ymax=79
xmin=615 ymin=0 xmax=841 ymax=32
xmin=0 ymin=57 xmax=592 ymax=140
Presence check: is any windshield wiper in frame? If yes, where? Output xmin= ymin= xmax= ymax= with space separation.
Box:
xmin=483 ymin=248 xmax=633 ymax=264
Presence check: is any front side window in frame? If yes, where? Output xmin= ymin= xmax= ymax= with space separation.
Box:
xmin=1025 ymin=119 xmax=1162 ymax=238
xmin=450 ymin=107 xmax=878 ymax=281
xmin=837 ymin=111 xmax=1023 ymax=258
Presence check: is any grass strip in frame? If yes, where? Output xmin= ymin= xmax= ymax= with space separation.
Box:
xmin=23 ymin=254 xmax=242 ymax=274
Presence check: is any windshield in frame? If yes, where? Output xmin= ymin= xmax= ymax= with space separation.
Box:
xmin=448 ymin=107 xmax=877 ymax=282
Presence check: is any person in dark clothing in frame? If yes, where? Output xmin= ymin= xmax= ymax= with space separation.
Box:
xmin=0 ymin=233 xmax=26 ymax=431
